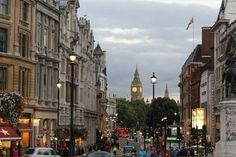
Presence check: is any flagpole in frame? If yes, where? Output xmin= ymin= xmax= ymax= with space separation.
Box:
xmin=192 ymin=17 xmax=194 ymax=48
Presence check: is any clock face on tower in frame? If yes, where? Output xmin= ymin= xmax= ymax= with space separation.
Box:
xmin=132 ymin=87 xmax=137 ymax=92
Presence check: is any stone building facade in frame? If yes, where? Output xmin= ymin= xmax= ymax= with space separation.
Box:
xmin=59 ymin=0 xmax=98 ymax=145
xmin=78 ymin=17 xmax=97 ymax=145
xmin=179 ymin=27 xmax=214 ymax=145
xmin=34 ymin=0 xmax=60 ymax=146
xmin=211 ymin=0 xmax=236 ymax=145
xmin=0 ymin=0 xmax=36 ymax=148
xmin=0 ymin=0 xmax=110 ymax=148
xmin=94 ymin=44 xmax=108 ymax=133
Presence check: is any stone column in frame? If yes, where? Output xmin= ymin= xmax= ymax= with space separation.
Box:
xmin=215 ymin=100 xmax=236 ymax=157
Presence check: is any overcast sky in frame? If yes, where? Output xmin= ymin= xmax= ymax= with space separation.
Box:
xmin=78 ymin=0 xmax=222 ymax=101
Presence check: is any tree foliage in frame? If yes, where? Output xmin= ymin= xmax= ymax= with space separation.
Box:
xmin=116 ymin=98 xmax=148 ymax=128
xmin=55 ymin=127 xmax=88 ymax=140
xmin=0 ymin=92 xmax=26 ymax=126
xmin=146 ymin=97 xmax=180 ymax=128
xmin=116 ymin=97 xmax=179 ymax=129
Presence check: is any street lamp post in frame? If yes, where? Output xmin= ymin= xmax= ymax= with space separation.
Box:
xmin=56 ymin=81 xmax=61 ymax=127
xmin=150 ymin=72 xmax=157 ymax=146
xmin=150 ymin=72 xmax=157 ymax=101
xmin=69 ymin=55 xmax=76 ymax=156
xmin=161 ymin=117 xmax=167 ymax=157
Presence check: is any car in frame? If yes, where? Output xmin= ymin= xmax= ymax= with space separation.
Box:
xmin=85 ymin=151 xmax=115 ymax=157
xmin=190 ymin=145 xmax=206 ymax=156
xmin=23 ymin=147 xmax=61 ymax=157
xmin=123 ymin=146 xmax=136 ymax=157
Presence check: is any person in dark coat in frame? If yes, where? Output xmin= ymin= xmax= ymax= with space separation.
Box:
xmin=62 ymin=146 xmax=70 ymax=157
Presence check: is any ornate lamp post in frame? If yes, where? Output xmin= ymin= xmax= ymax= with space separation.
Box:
xmin=69 ymin=55 xmax=76 ymax=156
xmin=150 ymin=72 xmax=157 ymax=101
xmin=161 ymin=116 xmax=167 ymax=157
xmin=56 ymin=81 xmax=61 ymax=127
xmin=150 ymin=72 xmax=157 ymax=146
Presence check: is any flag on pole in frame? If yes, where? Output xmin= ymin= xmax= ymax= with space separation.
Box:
xmin=186 ymin=17 xmax=194 ymax=30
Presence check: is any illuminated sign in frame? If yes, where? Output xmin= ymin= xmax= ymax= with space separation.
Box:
xmin=192 ymin=108 xmax=205 ymax=129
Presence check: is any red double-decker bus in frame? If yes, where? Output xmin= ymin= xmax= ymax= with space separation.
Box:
xmin=115 ymin=128 xmax=129 ymax=138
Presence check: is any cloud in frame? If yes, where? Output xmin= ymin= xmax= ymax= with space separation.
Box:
xmin=95 ymin=27 xmax=144 ymax=35
xmin=78 ymin=0 xmax=220 ymax=100
xmin=135 ymin=0 xmax=221 ymax=8
xmin=103 ymin=36 xmax=154 ymax=45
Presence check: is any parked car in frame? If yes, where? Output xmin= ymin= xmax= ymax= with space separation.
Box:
xmin=190 ymin=145 xmax=206 ymax=156
xmin=23 ymin=147 xmax=61 ymax=157
xmin=86 ymin=150 xmax=115 ymax=157
xmin=123 ymin=146 xmax=136 ymax=157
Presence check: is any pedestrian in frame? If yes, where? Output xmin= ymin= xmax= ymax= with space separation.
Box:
xmin=1 ymin=147 xmax=6 ymax=157
xmin=12 ymin=147 xmax=19 ymax=157
xmin=112 ymin=144 xmax=118 ymax=156
xmin=138 ymin=147 xmax=147 ymax=157
xmin=62 ymin=146 xmax=70 ymax=157
xmin=78 ymin=145 xmax=85 ymax=156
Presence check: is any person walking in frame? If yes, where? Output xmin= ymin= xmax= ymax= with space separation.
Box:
xmin=1 ymin=147 xmax=7 ymax=157
xmin=12 ymin=147 xmax=19 ymax=157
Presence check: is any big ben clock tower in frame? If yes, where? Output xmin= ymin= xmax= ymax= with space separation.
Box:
xmin=131 ymin=67 xmax=143 ymax=101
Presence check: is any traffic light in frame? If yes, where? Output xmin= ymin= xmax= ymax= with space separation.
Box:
xmin=177 ymin=127 xmax=182 ymax=139
xmin=159 ymin=128 xmax=163 ymax=136
xmin=190 ymin=128 xmax=197 ymax=140
xmin=177 ymin=127 xmax=180 ymax=136
xmin=190 ymin=128 xmax=196 ymax=135
xmin=202 ymin=125 xmax=206 ymax=136
xmin=167 ymin=128 xmax=171 ymax=137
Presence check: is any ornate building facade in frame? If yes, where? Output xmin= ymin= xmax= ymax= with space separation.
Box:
xmin=94 ymin=44 xmax=108 ymax=133
xmin=34 ymin=0 xmax=60 ymax=146
xmin=0 ymin=0 xmax=36 ymax=148
xmin=0 ymin=0 xmax=109 ymax=148
xmin=78 ymin=17 xmax=97 ymax=145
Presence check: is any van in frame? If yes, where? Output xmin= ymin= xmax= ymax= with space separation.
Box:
xmin=123 ymin=146 xmax=135 ymax=157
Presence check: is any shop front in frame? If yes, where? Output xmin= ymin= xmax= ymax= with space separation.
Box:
xmin=35 ymin=110 xmax=57 ymax=147
xmin=0 ymin=125 xmax=21 ymax=156
xmin=18 ymin=113 xmax=32 ymax=148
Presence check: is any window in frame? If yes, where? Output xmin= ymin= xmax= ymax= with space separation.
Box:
xmin=0 ymin=28 xmax=7 ymax=52
xmin=50 ymin=20 xmax=55 ymax=51
xmin=37 ymin=12 xmax=42 ymax=46
xmin=0 ymin=0 xmax=8 ymax=15
xmin=19 ymin=34 xmax=28 ymax=57
xmin=19 ymin=67 xmax=30 ymax=97
xmin=0 ymin=67 xmax=7 ymax=89
xmin=202 ymin=91 xmax=206 ymax=95
xmin=43 ymin=16 xmax=49 ymax=49
xmin=22 ymin=1 xmax=29 ymax=21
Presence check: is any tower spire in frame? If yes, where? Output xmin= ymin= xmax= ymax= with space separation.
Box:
xmin=131 ymin=66 xmax=143 ymax=101
xmin=164 ymin=83 xmax=169 ymax=98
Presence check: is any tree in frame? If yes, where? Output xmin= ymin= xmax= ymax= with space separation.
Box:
xmin=0 ymin=92 xmax=26 ymax=126
xmin=116 ymin=98 xmax=148 ymax=128
xmin=146 ymin=97 xmax=180 ymax=128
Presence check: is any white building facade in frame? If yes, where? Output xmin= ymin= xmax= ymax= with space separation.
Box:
xmin=200 ymin=69 xmax=215 ymax=145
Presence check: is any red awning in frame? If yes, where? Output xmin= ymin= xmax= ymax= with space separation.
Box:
xmin=0 ymin=127 xmax=21 ymax=140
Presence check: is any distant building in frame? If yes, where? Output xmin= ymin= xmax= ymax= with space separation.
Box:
xmin=164 ymin=84 xmax=169 ymax=98
xmin=94 ymin=44 xmax=108 ymax=133
xmin=131 ymin=67 xmax=143 ymax=101
xmin=179 ymin=27 xmax=214 ymax=145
